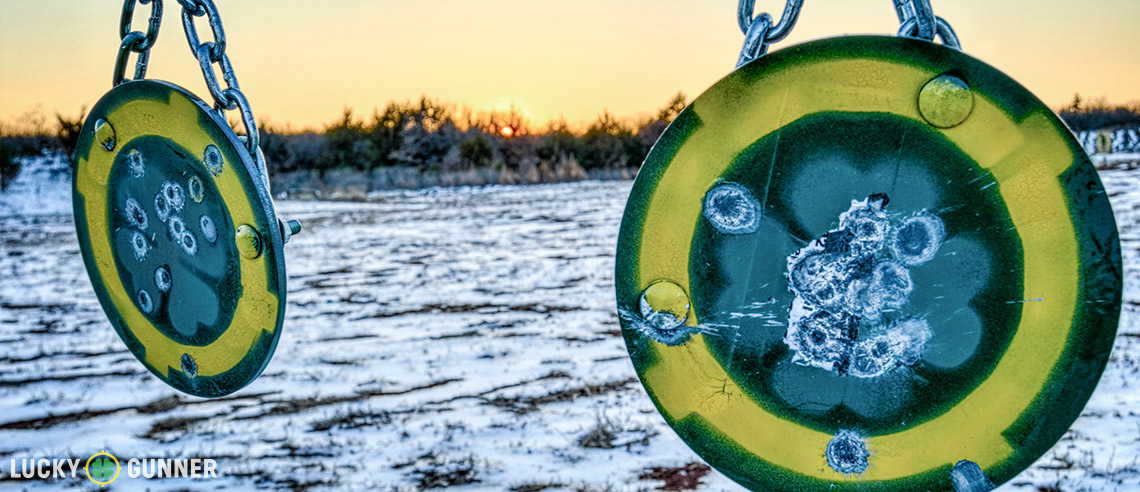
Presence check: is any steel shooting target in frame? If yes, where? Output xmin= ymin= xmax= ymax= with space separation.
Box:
xmin=73 ymin=80 xmax=287 ymax=397
xmin=616 ymin=36 xmax=1121 ymax=491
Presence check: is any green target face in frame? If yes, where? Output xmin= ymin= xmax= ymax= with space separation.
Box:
xmin=616 ymin=36 xmax=1121 ymax=491
xmin=73 ymin=80 xmax=287 ymax=398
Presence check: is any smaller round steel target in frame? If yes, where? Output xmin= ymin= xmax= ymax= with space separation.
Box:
xmin=615 ymin=36 xmax=1121 ymax=491
xmin=73 ymin=80 xmax=287 ymax=397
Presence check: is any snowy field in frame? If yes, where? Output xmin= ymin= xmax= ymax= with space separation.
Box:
xmin=1 ymin=154 xmax=1138 ymax=491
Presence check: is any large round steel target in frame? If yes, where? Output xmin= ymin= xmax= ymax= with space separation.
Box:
xmin=73 ymin=80 xmax=287 ymax=398
xmin=615 ymin=36 xmax=1121 ymax=491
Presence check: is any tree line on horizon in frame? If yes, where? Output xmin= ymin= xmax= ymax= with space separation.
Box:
xmin=0 ymin=93 xmax=689 ymax=189
xmin=2 ymin=92 xmax=1139 ymax=190
xmin=1058 ymin=94 xmax=1140 ymax=132
xmin=260 ymin=92 xmax=686 ymax=176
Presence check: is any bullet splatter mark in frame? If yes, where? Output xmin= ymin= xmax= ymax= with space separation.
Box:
xmin=826 ymin=430 xmax=869 ymax=474
xmin=137 ymin=289 xmax=154 ymax=314
xmin=200 ymin=215 xmax=217 ymax=244
xmin=130 ymin=230 xmax=149 ymax=261
xmin=188 ymin=175 xmax=205 ymax=203
xmin=127 ymin=149 xmax=145 ymax=178
xmin=124 ymin=197 xmax=148 ymax=230
xmin=154 ymin=266 xmax=171 ymax=293
xmin=892 ymin=212 xmax=945 ymax=266
xmin=950 ymin=460 xmax=994 ymax=492
xmin=703 ymin=183 xmax=761 ymax=234
xmin=784 ymin=197 xmax=941 ymax=377
xmin=204 ymin=145 xmax=223 ymax=176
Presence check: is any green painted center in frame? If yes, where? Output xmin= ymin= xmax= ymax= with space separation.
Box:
xmin=689 ymin=112 xmax=1025 ymax=435
xmin=107 ymin=135 xmax=240 ymax=346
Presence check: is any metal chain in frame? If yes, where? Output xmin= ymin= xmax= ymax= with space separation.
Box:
xmin=735 ymin=0 xmax=961 ymax=68
xmin=114 ymin=0 xmax=163 ymax=86
xmin=110 ymin=0 xmax=260 ymax=156
xmin=736 ymin=0 xmax=804 ymax=68
xmin=178 ymin=0 xmax=260 ymax=154
xmin=893 ymin=0 xmax=934 ymax=40
xmin=894 ymin=0 xmax=961 ymax=49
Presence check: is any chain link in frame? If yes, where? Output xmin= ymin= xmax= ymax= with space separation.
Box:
xmin=180 ymin=0 xmax=226 ymax=63
xmin=894 ymin=0 xmax=961 ymax=49
xmin=109 ymin=0 xmax=260 ymax=155
xmin=114 ymin=0 xmax=163 ymax=86
xmin=735 ymin=0 xmax=960 ymax=67
xmin=893 ymin=0 xmax=934 ymax=40
xmin=178 ymin=0 xmax=259 ymax=154
xmin=738 ymin=0 xmax=803 ymax=42
xmin=736 ymin=0 xmax=804 ymax=68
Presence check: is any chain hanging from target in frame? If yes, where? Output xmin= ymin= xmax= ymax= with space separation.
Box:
xmin=73 ymin=0 xmax=301 ymax=398
xmin=616 ymin=0 xmax=1121 ymax=491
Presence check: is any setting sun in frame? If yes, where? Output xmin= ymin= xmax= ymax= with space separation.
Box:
xmin=500 ymin=126 xmax=514 ymax=137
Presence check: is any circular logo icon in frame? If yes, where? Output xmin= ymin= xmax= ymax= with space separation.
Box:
xmin=85 ymin=450 xmax=120 ymax=487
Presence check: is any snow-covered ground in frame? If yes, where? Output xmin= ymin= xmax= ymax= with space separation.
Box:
xmin=1 ymin=155 xmax=1138 ymax=491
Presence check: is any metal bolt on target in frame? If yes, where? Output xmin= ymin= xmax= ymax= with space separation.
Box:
xmin=73 ymin=0 xmax=300 ymax=397
xmin=616 ymin=1 xmax=1121 ymax=490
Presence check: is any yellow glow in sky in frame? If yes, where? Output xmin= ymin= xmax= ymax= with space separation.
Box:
xmin=1 ymin=0 xmax=1137 ymax=130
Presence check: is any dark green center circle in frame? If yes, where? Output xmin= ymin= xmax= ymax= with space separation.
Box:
xmin=689 ymin=112 xmax=1025 ymax=435
xmin=108 ymin=135 xmax=240 ymax=346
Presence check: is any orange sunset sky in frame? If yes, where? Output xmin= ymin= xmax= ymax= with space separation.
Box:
xmin=1 ymin=0 xmax=1137 ymax=131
